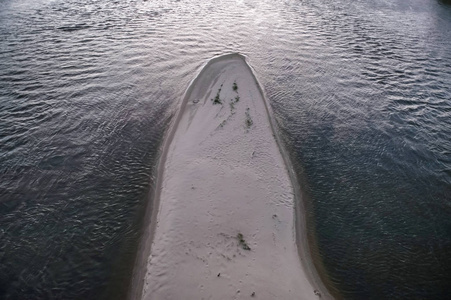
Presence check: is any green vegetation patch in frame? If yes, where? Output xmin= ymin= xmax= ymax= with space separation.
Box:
xmin=229 ymin=96 xmax=240 ymax=112
xmin=212 ymin=84 xmax=223 ymax=105
xmin=229 ymin=101 xmax=235 ymax=111
xmin=245 ymin=108 xmax=253 ymax=128
xmin=237 ymin=233 xmax=251 ymax=251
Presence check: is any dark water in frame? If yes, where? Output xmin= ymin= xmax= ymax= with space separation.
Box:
xmin=1 ymin=0 xmax=450 ymax=299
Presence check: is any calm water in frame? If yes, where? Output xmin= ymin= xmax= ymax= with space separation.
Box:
xmin=1 ymin=0 xmax=450 ymax=299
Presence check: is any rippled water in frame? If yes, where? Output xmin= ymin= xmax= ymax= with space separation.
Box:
xmin=1 ymin=0 xmax=450 ymax=299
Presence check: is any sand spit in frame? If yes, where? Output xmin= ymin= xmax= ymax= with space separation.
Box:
xmin=138 ymin=54 xmax=332 ymax=299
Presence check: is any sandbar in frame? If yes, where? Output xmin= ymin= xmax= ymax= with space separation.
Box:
xmin=136 ymin=53 xmax=332 ymax=299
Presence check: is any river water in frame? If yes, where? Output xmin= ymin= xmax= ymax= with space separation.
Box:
xmin=1 ymin=0 xmax=450 ymax=299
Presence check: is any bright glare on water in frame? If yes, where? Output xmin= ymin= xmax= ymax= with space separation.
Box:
xmin=0 ymin=0 xmax=450 ymax=299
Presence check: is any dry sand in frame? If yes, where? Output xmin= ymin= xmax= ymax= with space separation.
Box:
xmin=138 ymin=54 xmax=332 ymax=299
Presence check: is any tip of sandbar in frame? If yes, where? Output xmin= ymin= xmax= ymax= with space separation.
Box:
xmin=208 ymin=52 xmax=248 ymax=64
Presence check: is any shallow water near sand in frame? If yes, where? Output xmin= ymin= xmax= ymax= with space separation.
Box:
xmin=1 ymin=0 xmax=450 ymax=299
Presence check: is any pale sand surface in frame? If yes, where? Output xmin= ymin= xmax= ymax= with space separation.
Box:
xmin=140 ymin=54 xmax=332 ymax=299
